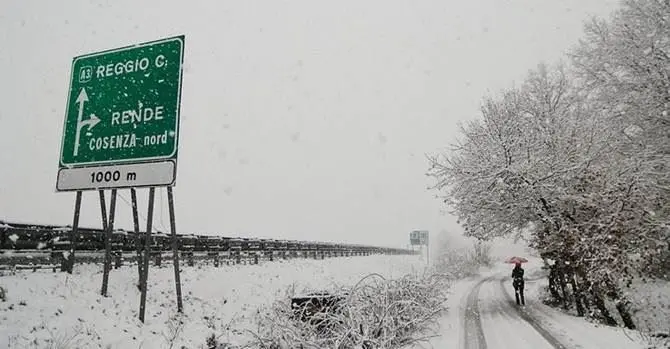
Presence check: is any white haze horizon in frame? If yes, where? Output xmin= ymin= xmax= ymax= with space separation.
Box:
xmin=0 ymin=0 xmax=620 ymax=248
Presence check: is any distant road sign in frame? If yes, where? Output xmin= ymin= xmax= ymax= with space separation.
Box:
xmin=410 ymin=230 xmax=429 ymax=246
xmin=56 ymin=35 xmax=185 ymax=191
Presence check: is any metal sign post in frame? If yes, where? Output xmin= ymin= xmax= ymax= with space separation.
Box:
xmin=100 ymin=189 xmax=117 ymax=296
xmin=56 ymin=35 xmax=186 ymax=323
xmin=130 ymin=188 xmax=143 ymax=289
xmin=167 ymin=186 xmax=184 ymax=312
xmin=139 ymin=187 xmax=155 ymax=323
xmin=425 ymin=232 xmax=430 ymax=266
xmin=65 ymin=191 xmax=82 ymax=273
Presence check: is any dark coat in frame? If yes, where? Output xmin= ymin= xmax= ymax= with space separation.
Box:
xmin=512 ymin=266 xmax=525 ymax=289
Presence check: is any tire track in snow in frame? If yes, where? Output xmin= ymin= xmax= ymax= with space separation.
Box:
xmin=462 ymin=277 xmax=490 ymax=349
xmin=484 ymin=280 xmax=554 ymax=349
xmin=497 ymin=278 xmax=569 ymax=349
xmin=479 ymin=280 xmax=529 ymax=349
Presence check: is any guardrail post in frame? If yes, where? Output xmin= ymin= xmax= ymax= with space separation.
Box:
xmin=208 ymin=252 xmax=219 ymax=267
xmin=155 ymin=252 xmax=162 ymax=267
xmin=187 ymin=252 xmax=194 ymax=267
xmin=60 ymin=255 xmax=68 ymax=272
xmin=114 ymin=252 xmax=122 ymax=269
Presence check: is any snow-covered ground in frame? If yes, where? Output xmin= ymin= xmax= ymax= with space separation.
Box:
xmin=407 ymin=274 xmax=478 ymax=348
xmin=2 ymin=248 xmax=665 ymax=349
xmin=0 ymin=254 xmax=427 ymax=349
xmin=628 ymin=278 xmax=670 ymax=336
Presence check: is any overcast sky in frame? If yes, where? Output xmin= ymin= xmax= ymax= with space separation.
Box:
xmin=0 ymin=0 xmax=620 ymax=248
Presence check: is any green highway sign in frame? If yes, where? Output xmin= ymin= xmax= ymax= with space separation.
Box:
xmin=56 ymin=35 xmax=185 ymax=192
xmin=410 ymin=230 xmax=429 ymax=246
xmin=60 ymin=35 xmax=184 ymax=166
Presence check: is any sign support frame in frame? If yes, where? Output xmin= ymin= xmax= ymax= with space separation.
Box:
xmin=63 ymin=186 xmax=184 ymax=322
xmin=139 ymin=187 xmax=155 ymax=323
xmin=58 ymin=34 xmax=186 ymax=323
xmin=65 ymin=191 xmax=82 ymax=273
xmin=168 ymin=186 xmax=184 ymax=313
xmin=100 ymin=189 xmax=117 ymax=296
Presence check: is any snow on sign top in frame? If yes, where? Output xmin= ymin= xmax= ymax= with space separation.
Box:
xmin=58 ymin=35 xmax=185 ymax=168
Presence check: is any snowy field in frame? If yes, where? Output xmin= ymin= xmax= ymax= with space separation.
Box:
xmin=2 ymin=247 xmax=666 ymax=349
xmin=0 ymin=254 xmax=428 ymax=349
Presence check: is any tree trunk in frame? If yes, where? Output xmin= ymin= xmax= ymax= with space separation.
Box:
xmin=590 ymin=285 xmax=618 ymax=326
xmin=576 ymin=269 xmax=591 ymax=315
xmin=569 ymin=272 xmax=585 ymax=317
xmin=604 ymin=279 xmax=637 ymax=330
xmin=548 ymin=264 xmax=562 ymax=302
xmin=615 ymin=300 xmax=636 ymax=330
xmin=556 ymin=262 xmax=570 ymax=310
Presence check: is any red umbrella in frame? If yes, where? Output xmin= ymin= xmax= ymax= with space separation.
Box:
xmin=505 ymin=256 xmax=528 ymax=264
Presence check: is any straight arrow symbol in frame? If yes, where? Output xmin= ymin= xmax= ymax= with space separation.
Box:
xmin=73 ymin=88 xmax=89 ymax=157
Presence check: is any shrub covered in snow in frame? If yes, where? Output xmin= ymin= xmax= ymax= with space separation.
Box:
xmin=432 ymin=237 xmax=493 ymax=279
xmin=0 ymin=285 xmax=6 ymax=302
xmin=247 ymin=272 xmax=450 ymax=349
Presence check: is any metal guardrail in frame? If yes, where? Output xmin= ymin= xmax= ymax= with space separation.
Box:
xmin=0 ymin=264 xmax=59 ymax=273
xmin=0 ymin=247 xmax=404 ymax=272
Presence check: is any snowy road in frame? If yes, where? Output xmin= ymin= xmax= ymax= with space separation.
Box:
xmin=455 ymin=263 xmax=650 ymax=349
xmin=463 ymin=275 xmax=567 ymax=349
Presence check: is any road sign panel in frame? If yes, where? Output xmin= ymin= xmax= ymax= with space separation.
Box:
xmin=56 ymin=161 xmax=176 ymax=191
xmin=410 ymin=230 xmax=429 ymax=245
xmin=57 ymin=35 xmax=185 ymax=191
xmin=59 ymin=35 xmax=184 ymax=167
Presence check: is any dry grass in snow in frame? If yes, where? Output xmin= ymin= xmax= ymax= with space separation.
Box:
xmin=247 ymin=271 xmax=450 ymax=349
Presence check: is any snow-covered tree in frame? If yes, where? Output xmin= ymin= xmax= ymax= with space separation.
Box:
xmin=428 ymin=0 xmax=669 ymax=329
xmin=570 ymin=0 xmax=670 ymax=280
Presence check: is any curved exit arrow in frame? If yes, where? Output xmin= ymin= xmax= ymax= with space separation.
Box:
xmin=81 ymin=114 xmax=101 ymax=131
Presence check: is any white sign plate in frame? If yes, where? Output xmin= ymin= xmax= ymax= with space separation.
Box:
xmin=56 ymin=161 xmax=175 ymax=191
